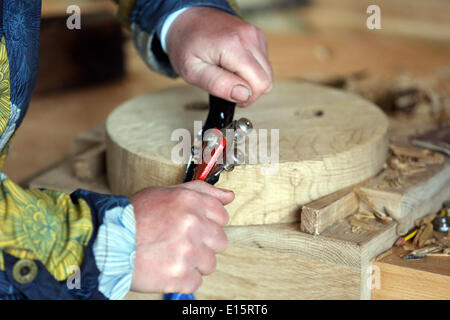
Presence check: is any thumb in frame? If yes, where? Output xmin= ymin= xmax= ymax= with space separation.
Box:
xmin=181 ymin=180 xmax=235 ymax=205
xmin=187 ymin=61 xmax=252 ymax=104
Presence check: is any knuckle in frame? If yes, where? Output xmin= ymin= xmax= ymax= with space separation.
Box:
xmin=208 ymin=226 xmax=228 ymax=253
xmin=177 ymin=241 xmax=195 ymax=260
xmin=167 ymin=260 xmax=187 ymax=278
xmin=179 ymin=213 xmax=200 ymax=232
xmin=213 ymin=207 xmax=229 ymax=226
xmin=181 ymin=58 xmax=198 ymax=85
xmin=217 ymin=230 xmax=228 ymax=252
xmin=241 ymin=24 xmax=258 ymax=36
xmin=174 ymin=188 xmax=197 ymax=204
xmin=254 ymin=77 xmax=272 ymax=94
xmin=207 ymin=75 xmax=229 ymax=97
xmin=224 ymin=32 xmax=242 ymax=48
xmin=204 ymin=254 xmax=217 ymax=275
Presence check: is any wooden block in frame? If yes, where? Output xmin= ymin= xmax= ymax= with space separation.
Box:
xmin=28 ymin=157 xmax=110 ymax=194
xmin=360 ymin=159 xmax=450 ymax=222
xmin=301 ymin=186 xmax=359 ymax=235
xmin=73 ymin=124 xmax=106 ymax=154
xmin=106 ymin=82 xmax=389 ymax=225
xmin=129 ymin=222 xmax=397 ymax=300
xmin=396 ymin=183 xmax=450 ymax=235
xmin=372 ymin=247 xmax=450 ymax=300
xmin=73 ymin=143 xmax=106 ymax=181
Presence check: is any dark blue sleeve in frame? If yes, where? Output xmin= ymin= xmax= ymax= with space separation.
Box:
xmin=129 ymin=0 xmax=238 ymax=77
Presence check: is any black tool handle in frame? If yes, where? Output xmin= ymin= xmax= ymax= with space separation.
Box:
xmin=183 ymin=95 xmax=236 ymax=183
xmin=203 ymin=95 xmax=236 ymax=131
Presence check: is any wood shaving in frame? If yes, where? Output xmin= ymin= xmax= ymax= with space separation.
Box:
xmin=377 ymin=169 xmax=404 ymax=189
xmin=417 ymin=222 xmax=434 ymax=248
xmin=413 ymin=224 xmax=426 ymax=247
xmin=354 ymin=188 xmax=393 ymax=224
xmin=375 ymin=248 xmax=393 ymax=261
xmin=439 ymin=236 xmax=450 ymax=248
xmin=399 ymin=208 xmax=449 ymax=257
xmin=408 ymin=244 xmax=443 ymax=257
xmin=390 ymin=144 xmax=431 ymax=158
xmin=416 ymin=212 xmax=437 ymax=227
xmin=356 ymin=208 xmax=377 ymax=219
xmin=427 ymin=253 xmax=450 ymax=257
xmin=387 ymin=155 xmax=427 ymax=176
xmin=349 ymin=216 xmax=380 ymax=232
xmin=424 ymin=238 xmax=436 ymax=245
xmin=423 ymin=152 xmax=445 ymax=165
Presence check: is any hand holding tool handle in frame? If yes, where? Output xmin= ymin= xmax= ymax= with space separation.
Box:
xmin=165 ymin=95 xmax=236 ymax=301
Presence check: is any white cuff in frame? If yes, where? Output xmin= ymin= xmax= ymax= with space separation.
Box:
xmin=93 ymin=204 xmax=136 ymax=300
xmin=159 ymin=7 xmax=190 ymax=53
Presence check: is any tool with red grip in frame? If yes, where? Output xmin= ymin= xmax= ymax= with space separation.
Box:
xmin=164 ymin=95 xmax=252 ymax=301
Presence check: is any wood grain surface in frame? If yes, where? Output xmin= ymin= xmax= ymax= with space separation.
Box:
xmin=106 ymin=82 xmax=389 ymax=225
xmin=301 ymin=186 xmax=359 ymax=235
xmin=372 ymin=247 xmax=450 ymax=300
xmin=360 ymin=160 xmax=450 ymax=222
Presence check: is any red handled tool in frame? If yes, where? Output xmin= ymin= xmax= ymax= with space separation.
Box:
xmin=164 ymin=95 xmax=252 ymax=301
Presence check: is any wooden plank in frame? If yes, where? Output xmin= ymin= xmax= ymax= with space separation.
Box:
xmin=28 ymin=157 xmax=110 ymax=194
xmin=127 ymin=245 xmax=361 ymax=300
xmin=372 ymin=247 xmax=450 ymax=300
xmin=73 ymin=143 xmax=106 ymax=181
xmin=106 ymin=82 xmax=389 ymax=226
xmin=301 ymin=186 xmax=359 ymax=235
xmin=396 ymin=183 xmax=450 ymax=235
xmin=189 ymin=245 xmax=360 ymax=300
xmin=360 ymin=159 xmax=450 ymax=224
xmin=73 ymin=124 xmax=106 ymax=154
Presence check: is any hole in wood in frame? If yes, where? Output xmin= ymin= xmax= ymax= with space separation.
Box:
xmin=184 ymin=101 xmax=209 ymax=111
xmin=315 ymin=110 xmax=324 ymax=117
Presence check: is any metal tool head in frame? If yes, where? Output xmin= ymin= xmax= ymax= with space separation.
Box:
xmin=433 ymin=215 xmax=449 ymax=233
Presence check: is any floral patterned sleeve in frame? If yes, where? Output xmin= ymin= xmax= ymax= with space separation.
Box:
xmin=0 ymin=1 xmax=136 ymax=299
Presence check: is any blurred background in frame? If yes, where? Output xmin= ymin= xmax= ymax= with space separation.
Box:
xmin=7 ymin=0 xmax=450 ymax=186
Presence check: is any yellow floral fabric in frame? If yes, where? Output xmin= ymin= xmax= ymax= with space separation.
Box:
xmin=0 ymin=37 xmax=95 ymax=281
xmin=0 ymin=37 xmax=11 ymax=137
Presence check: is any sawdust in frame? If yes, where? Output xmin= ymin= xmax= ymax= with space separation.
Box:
xmin=375 ymin=144 xmax=445 ymax=190
xmin=398 ymin=207 xmax=449 ymax=259
xmin=354 ymin=188 xmax=393 ymax=224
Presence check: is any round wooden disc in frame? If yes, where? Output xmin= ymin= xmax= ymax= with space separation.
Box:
xmin=106 ymin=82 xmax=388 ymax=225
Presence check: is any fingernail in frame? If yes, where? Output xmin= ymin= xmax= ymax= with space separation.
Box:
xmin=231 ymin=85 xmax=251 ymax=103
